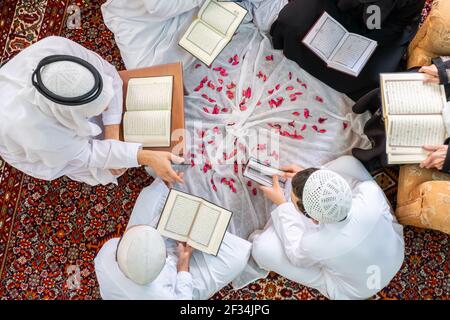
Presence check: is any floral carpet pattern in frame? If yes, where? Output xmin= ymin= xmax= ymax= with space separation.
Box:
xmin=0 ymin=0 xmax=448 ymax=300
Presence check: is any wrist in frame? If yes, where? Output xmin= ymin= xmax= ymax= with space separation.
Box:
xmin=177 ymin=258 xmax=190 ymax=272
xmin=137 ymin=150 xmax=156 ymax=166
xmin=104 ymin=124 xmax=120 ymax=140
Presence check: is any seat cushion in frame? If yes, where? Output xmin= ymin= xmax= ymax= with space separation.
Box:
xmin=407 ymin=0 xmax=450 ymax=68
xmin=396 ymin=166 xmax=450 ymax=235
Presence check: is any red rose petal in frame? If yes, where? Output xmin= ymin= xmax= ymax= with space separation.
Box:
xmin=304 ymin=108 xmax=310 ymax=119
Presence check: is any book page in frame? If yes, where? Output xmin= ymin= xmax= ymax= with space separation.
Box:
xmin=126 ymin=76 xmax=173 ymax=111
xmin=123 ymin=110 xmax=171 ymax=147
xmin=387 ymin=152 xmax=428 ymax=165
xmin=245 ymin=166 xmax=273 ymax=187
xmin=303 ymin=12 xmax=347 ymax=61
xmin=188 ymin=204 xmax=220 ymax=247
xmin=383 ymin=78 xmax=445 ymax=115
xmin=244 ymin=159 xmax=285 ymax=187
xmin=329 ymin=34 xmax=375 ymax=72
xmin=187 ymin=201 xmax=232 ymax=255
xmin=161 ymin=193 xmax=201 ymax=240
xmin=388 ymin=115 xmax=446 ymax=147
xmin=184 ymin=21 xmax=225 ymax=57
xmin=199 ymin=0 xmax=240 ymax=36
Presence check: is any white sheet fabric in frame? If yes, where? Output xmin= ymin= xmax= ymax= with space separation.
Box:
xmin=101 ymin=0 xmax=288 ymax=69
xmin=252 ymin=156 xmax=405 ymax=300
xmin=0 ymin=36 xmax=142 ymax=185
xmin=103 ymin=0 xmax=371 ymax=287
xmin=95 ymin=179 xmax=252 ymax=300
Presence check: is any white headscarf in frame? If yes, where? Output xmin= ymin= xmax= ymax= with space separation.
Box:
xmin=0 ymin=56 xmax=115 ymax=168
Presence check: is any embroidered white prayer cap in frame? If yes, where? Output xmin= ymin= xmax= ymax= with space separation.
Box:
xmin=302 ymin=170 xmax=352 ymax=224
xmin=40 ymin=60 xmax=96 ymax=99
xmin=116 ymin=225 xmax=166 ymax=285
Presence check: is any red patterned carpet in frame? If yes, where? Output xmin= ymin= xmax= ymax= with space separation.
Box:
xmin=0 ymin=0 xmax=448 ymax=300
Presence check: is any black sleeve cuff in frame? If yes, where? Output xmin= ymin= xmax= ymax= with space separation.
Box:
xmin=432 ymin=57 xmax=450 ymax=85
xmin=270 ymin=21 xmax=285 ymax=50
xmin=442 ymin=138 xmax=450 ymax=173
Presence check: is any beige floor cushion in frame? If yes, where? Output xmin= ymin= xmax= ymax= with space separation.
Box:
xmin=396 ymin=165 xmax=450 ymax=234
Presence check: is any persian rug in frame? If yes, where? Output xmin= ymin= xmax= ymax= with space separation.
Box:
xmin=0 ymin=0 xmax=448 ymax=300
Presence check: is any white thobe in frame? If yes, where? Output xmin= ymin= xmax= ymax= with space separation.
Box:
xmin=0 ymin=36 xmax=142 ymax=185
xmin=101 ymin=0 xmax=288 ymax=69
xmin=252 ymin=156 xmax=405 ymax=300
xmin=94 ymin=179 xmax=252 ymax=300
xmin=101 ymin=0 xmax=205 ymax=69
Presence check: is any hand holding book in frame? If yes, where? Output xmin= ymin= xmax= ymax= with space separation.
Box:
xmin=420 ymin=145 xmax=448 ymax=171
xmin=258 ymin=175 xmax=288 ymax=206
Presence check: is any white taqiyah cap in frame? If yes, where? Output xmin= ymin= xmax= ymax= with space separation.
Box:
xmin=116 ymin=225 xmax=166 ymax=285
xmin=40 ymin=60 xmax=95 ymax=98
xmin=302 ymin=170 xmax=352 ymax=224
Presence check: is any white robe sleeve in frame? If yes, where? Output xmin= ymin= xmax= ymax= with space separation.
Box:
xmin=174 ymin=271 xmax=194 ymax=300
xmin=270 ymin=202 xmax=318 ymax=268
xmin=142 ymin=0 xmax=205 ymax=19
xmin=70 ymin=139 xmax=141 ymax=169
xmin=101 ymin=68 xmax=123 ymax=126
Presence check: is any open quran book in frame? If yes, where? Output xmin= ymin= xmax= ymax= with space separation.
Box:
xmin=381 ymin=73 xmax=448 ymax=164
xmin=303 ymin=12 xmax=377 ymax=77
xmin=157 ymin=190 xmax=232 ymax=256
xmin=243 ymin=157 xmax=286 ymax=188
xmin=179 ymin=0 xmax=247 ymax=66
xmin=123 ymin=76 xmax=173 ymax=148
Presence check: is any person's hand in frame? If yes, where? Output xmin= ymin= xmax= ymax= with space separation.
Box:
xmin=138 ymin=150 xmax=185 ymax=185
xmin=259 ymin=175 xmax=286 ymax=206
xmin=176 ymin=242 xmax=194 ymax=272
xmin=280 ymin=164 xmax=304 ymax=179
xmin=419 ymin=65 xmax=439 ymax=84
xmin=420 ymin=145 xmax=448 ymax=170
xmin=104 ymin=124 xmax=128 ymax=176
xmin=165 ymin=171 xmax=185 ymax=188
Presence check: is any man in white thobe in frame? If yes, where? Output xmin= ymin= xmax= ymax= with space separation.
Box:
xmin=252 ymin=155 xmax=405 ymax=300
xmin=101 ymin=0 xmax=288 ymax=69
xmin=94 ymin=178 xmax=252 ymax=299
xmin=0 ymin=36 xmax=183 ymax=186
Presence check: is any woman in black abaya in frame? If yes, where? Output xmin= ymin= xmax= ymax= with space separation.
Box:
xmin=270 ymin=0 xmax=425 ymax=100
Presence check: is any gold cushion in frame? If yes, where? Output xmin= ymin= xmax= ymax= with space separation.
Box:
xmin=396 ymin=165 xmax=450 ymax=234
xmin=407 ymin=0 xmax=450 ymax=69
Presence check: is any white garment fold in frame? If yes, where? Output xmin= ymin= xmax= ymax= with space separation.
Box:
xmin=102 ymin=0 xmax=371 ymax=287
xmin=95 ymin=179 xmax=252 ymax=300
xmin=0 ymin=36 xmax=142 ymax=185
xmin=252 ymin=156 xmax=405 ymax=300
